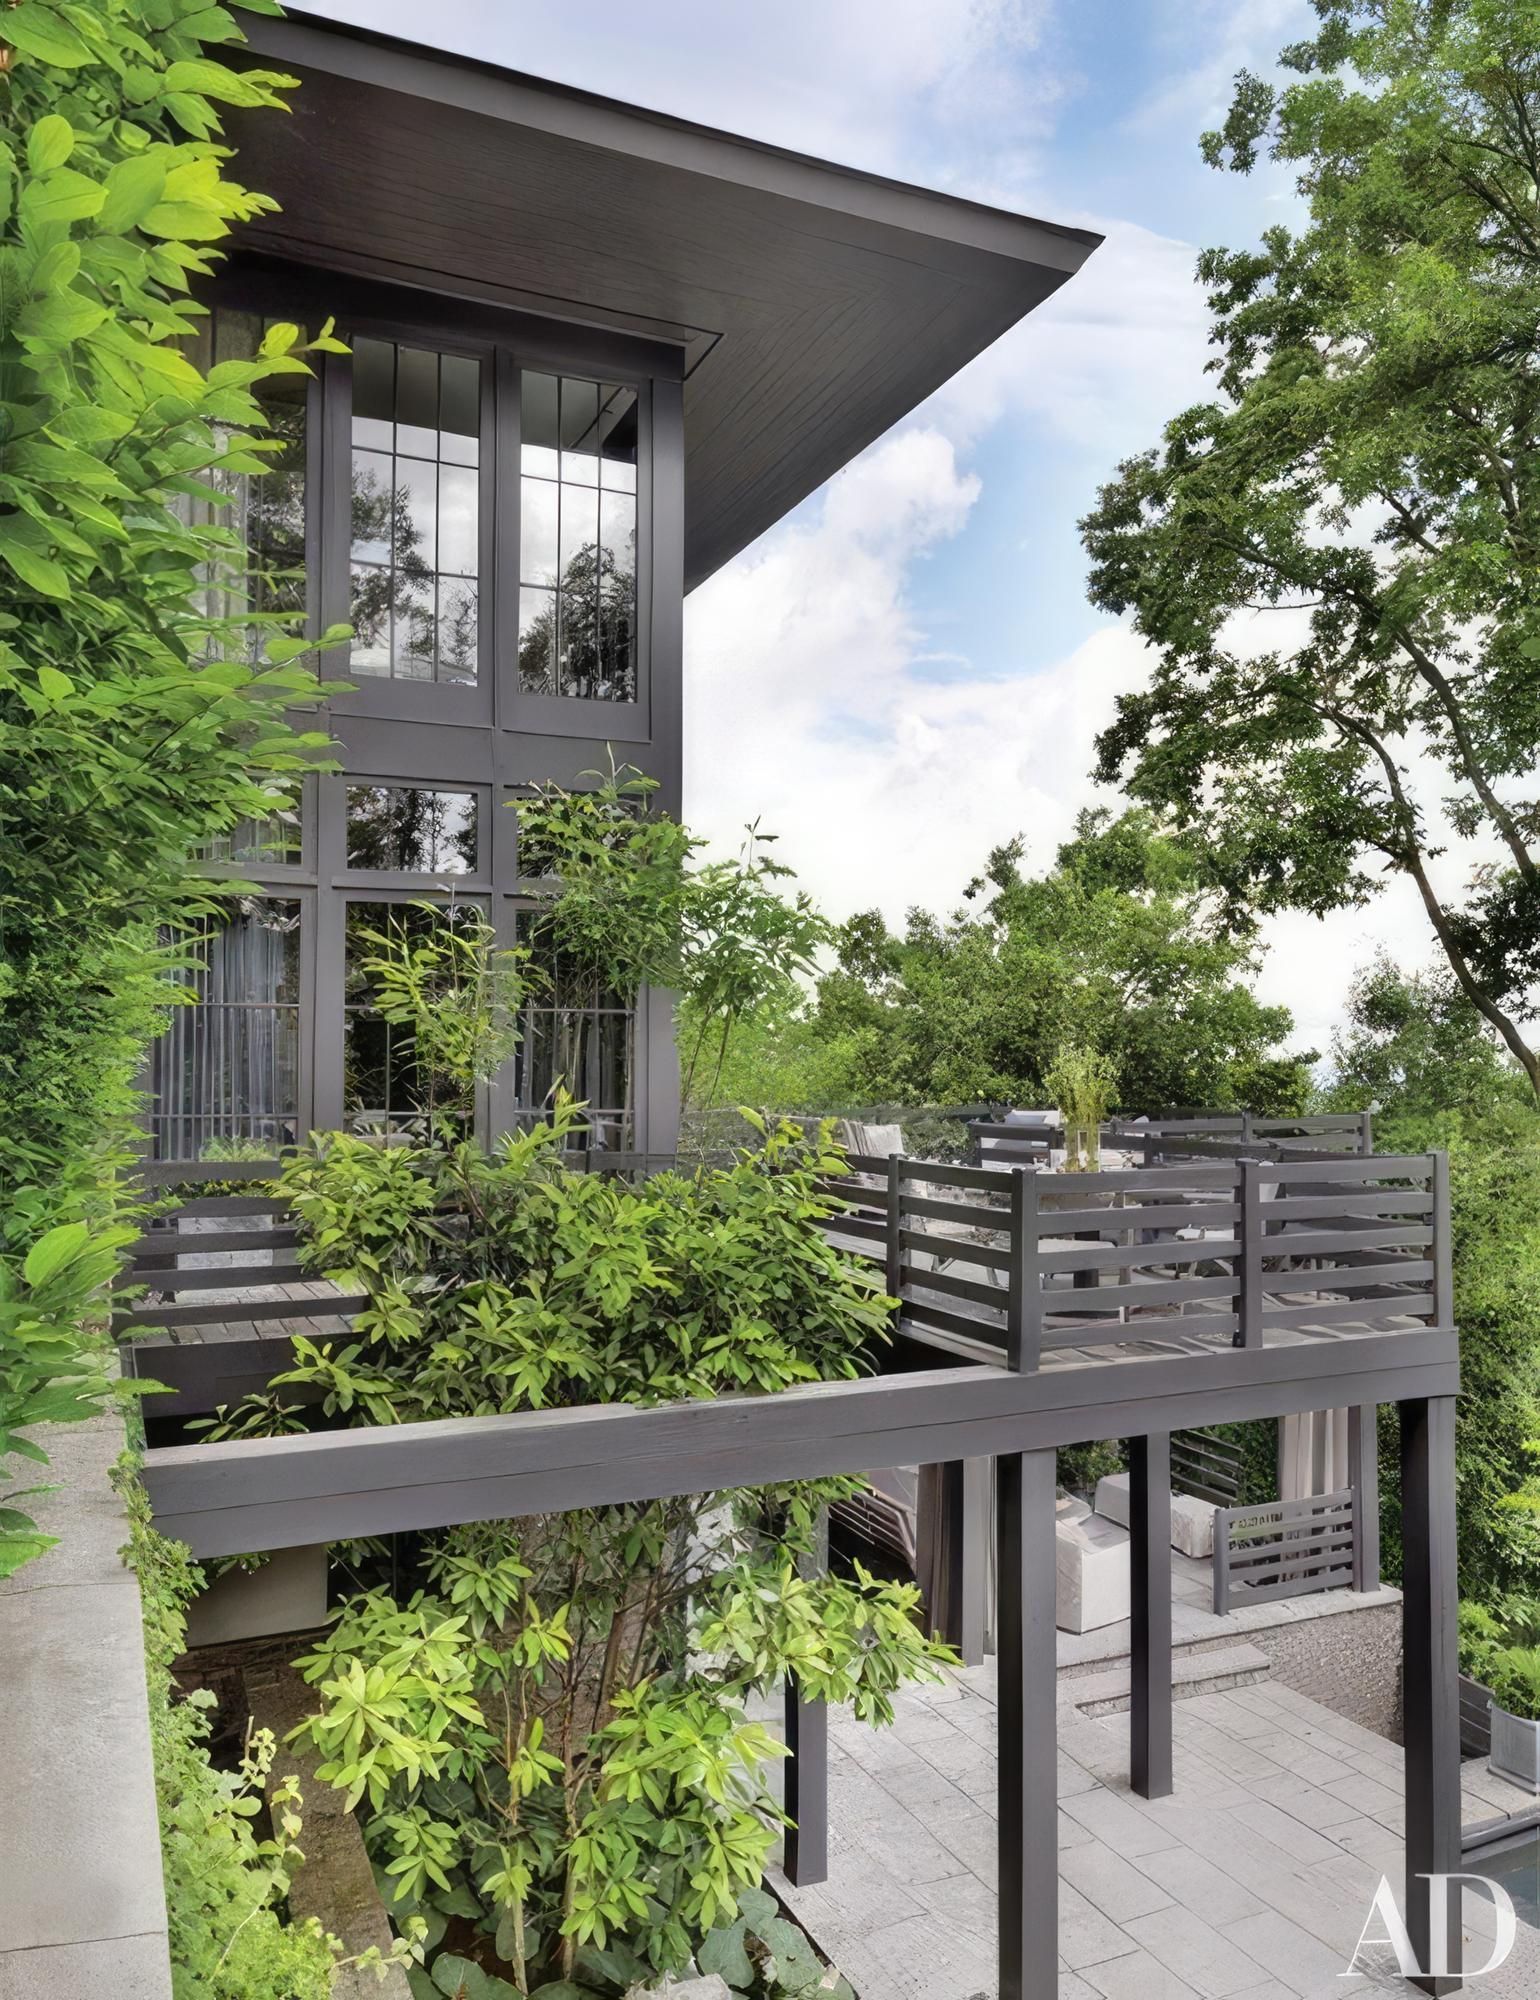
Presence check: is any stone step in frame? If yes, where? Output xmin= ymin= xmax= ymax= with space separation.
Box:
xmin=1059 ymin=1641 xmax=1273 ymax=1716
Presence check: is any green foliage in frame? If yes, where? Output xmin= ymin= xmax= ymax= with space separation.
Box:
xmin=0 ymin=0 xmax=347 ymax=1571
xmin=514 ymin=766 xmax=833 ymax=1107
xmin=1082 ymin=0 xmax=1540 ymax=1098
xmin=117 ymin=1466 xmax=341 ymax=2000
xmin=220 ymin=1114 xmax=948 ymax=1991
xmin=697 ymin=1884 xmax=855 ymax=1997
xmin=1459 ymin=1596 xmax=1540 ymax=1722
xmin=726 ymin=810 xmax=1312 ymax=1118
xmin=1322 ymin=953 xmax=1526 ymax=1119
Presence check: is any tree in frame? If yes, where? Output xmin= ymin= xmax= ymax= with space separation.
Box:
xmin=1325 ymin=951 xmax=1523 ymax=1118
xmin=794 ymin=810 xmax=1312 ymax=1116
xmin=1081 ymin=0 xmax=1540 ymax=1097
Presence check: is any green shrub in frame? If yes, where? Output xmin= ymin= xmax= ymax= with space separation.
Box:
xmin=0 ymin=0 xmax=344 ymax=1571
xmin=118 ymin=1468 xmax=340 ymax=2000
xmin=205 ymin=1113 xmax=949 ymax=1992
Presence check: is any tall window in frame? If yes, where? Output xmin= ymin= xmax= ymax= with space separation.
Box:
xmin=517 ymin=373 xmax=638 ymax=702
xmin=150 ymin=900 xmax=303 ymax=1161
xmin=349 ymin=339 xmax=481 ymax=684
xmin=184 ymin=308 xmax=308 ymax=649
xmin=514 ymin=913 xmax=634 ymax=1151
xmin=343 ymin=900 xmax=480 ymax=1136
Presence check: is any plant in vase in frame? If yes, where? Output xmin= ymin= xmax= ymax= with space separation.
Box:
xmin=1044 ymin=1044 xmax=1119 ymax=1172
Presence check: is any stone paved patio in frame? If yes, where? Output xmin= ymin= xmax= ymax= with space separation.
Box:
xmin=771 ymin=1663 xmax=1540 ymax=1999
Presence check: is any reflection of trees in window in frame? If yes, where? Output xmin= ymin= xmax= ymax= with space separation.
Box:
xmin=349 ymin=339 xmax=480 ymax=685
xmin=151 ymin=898 xmax=302 ymax=1160
xmin=518 ymin=372 xmax=638 ymax=702
xmin=345 ymin=787 xmax=478 ymax=875
xmin=517 ymin=539 xmax=637 ymax=703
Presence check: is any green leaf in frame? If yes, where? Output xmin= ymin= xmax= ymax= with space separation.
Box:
xmin=22 ymin=1221 xmax=90 ymax=1288
xmin=98 ymin=154 xmax=168 ymax=233
xmin=3 ymin=6 xmax=92 ymax=67
xmin=0 ymin=527 xmax=70 ymax=599
xmin=19 ymin=167 xmax=105 ymax=227
xmin=27 ymin=115 xmax=74 ymax=173
xmin=36 ymin=667 xmax=73 ymax=704
xmin=0 ymin=1531 xmax=58 ymax=1579
xmin=16 ymin=290 xmax=108 ymax=343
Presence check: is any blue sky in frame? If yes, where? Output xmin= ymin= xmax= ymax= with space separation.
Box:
xmin=311 ymin=1 xmax=1444 ymax=1053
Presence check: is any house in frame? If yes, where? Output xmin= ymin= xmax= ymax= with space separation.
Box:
xmin=148 ymin=6 xmax=1101 ymax=1163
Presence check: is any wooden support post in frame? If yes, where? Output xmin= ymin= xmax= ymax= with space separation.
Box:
xmin=1007 ymin=1168 xmax=1040 ymax=1374
xmin=782 ymin=1675 xmax=828 ymax=1887
xmin=1348 ymin=1403 xmax=1381 ymax=1594
xmin=1130 ymin=1431 xmax=1173 ymax=1799
xmin=1360 ymin=1108 xmax=1374 ymax=1156
xmin=1238 ymin=1159 xmax=1264 ymax=1348
xmin=997 ymin=1448 xmax=1058 ymax=2000
xmin=932 ymin=1456 xmax=991 ymax=1665
xmin=1400 ymin=1395 xmax=1461 ymax=1994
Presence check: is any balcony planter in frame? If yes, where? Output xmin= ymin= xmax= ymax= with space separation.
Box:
xmin=1488 ymin=1699 xmax=1540 ymax=1793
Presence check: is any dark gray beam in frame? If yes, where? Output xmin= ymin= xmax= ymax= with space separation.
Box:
xmin=1400 ymin=1395 xmax=1462 ymax=1995
xmin=1349 ymin=1404 xmax=1381 ymax=1594
xmin=997 ymin=1449 xmax=1058 ymax=2000
xmin=143 ymin=1332 xmax=1460 ymax=1558
xmin=1129 ymin=1432 xmax=1173 ymax=1800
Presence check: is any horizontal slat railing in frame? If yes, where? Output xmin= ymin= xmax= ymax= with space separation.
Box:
xmin=1211 ymin=1488 xmax=1358 ymax=1611
xmin=822 ymin=1149 xmax=1450 ymax=1374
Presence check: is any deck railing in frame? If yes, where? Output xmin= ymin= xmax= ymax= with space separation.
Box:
xmin=1210 ymin=1488 xmax=1358 ymax=1612
xmin=824 ymin=1149 xmax=1451 ymax=1370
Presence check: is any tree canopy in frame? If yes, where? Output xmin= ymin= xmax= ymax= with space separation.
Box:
xmin=1325 ymin=951 xmax=1524 ymax=1119
xmin=706 ymin=811 xmax=1313 ymax=1117
xmin=1082 ymin=0 xmax=1540 ymax=1095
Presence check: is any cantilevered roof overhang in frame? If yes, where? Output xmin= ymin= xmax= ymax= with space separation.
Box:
xmin=234 ymin=11 xmax=1101 ymax=591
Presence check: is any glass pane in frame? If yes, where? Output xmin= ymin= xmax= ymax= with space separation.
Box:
xmin=352 ymin=337 xmax=394 ymax=450
xmin=200 ymin=810 xmax=303 ymax=867
xmin=349 ymin=565 xmax=391 ymax=674
xmin=519 ymin=586 xmax=555 ymax=693
xmin=560 ymin=377 xmax=600 ymax=484
xmin=557 ymin=584 xmax=596 ymax=698
xmin=396 ymin=458 xmax=437 ymax=572
xmin=440 ymin=354 xmax=479 ymax=465
xmin=520 ymin=475 xmax=558 ymax=584
xmin=438 ymin=576 xmax=478 ymax=683
xmin=437 ymin=464 xmax=477 ymax=577
xmin=598 ymin=386 xmax=638 ymax=492
xmin=346 ymin=787 xmax=478 ymax=873
xmin=520 ymin=371 xmax=559 ymax=479
xmin=396 ymin=345 xmax=438 ymax=456
xmin=350 ymin=449 xmax=394 ymax=564
xmin=559 ymin=481 xmax=598 ymax=579
xmin=392 ymin=571 xmax=435 ymax=678
xmin=150 ymin=898 xmax=303 ymax=1160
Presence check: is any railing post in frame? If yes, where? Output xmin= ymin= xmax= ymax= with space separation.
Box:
xmin=1130 ymin=1431 xmax=1173 ymax=1800
xmin=1431 ymin=1152 xmax=1453 ymax=1329
xmin=782 ymin=1675 xmax=828 ymax=1886
xmin=1360 ymin=1108 xmax=1374 ymax=1156
xmin=1241 ymin=1109 xmax=1254 ymax=1146
xmin=1007 ymin=1167 xmax=1039 ymax=1373
xmin=885 ymin=1153 xmax=903 ymax=1301
xmin=1400 ymin=1395 xmax=1461 ymax=1993
xmin=996 ymin=1448 xmax=1058 ymax=2000
xmin=1238 ymin=1160 xmax=1264 ymax=1348
xmin=1348 ymin=1403 xmax=1381 ymax=1594
xmin=1212 ymin=1507 xmax=1231 ymax=1615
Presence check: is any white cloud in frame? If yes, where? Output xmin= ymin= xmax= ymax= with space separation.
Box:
xmin=685 ymin=428 xmax=1143 ymax=924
